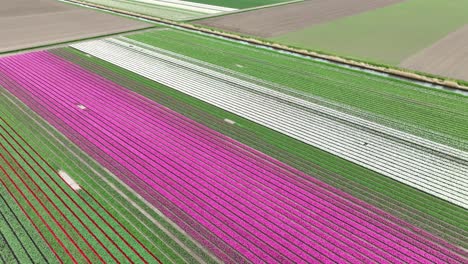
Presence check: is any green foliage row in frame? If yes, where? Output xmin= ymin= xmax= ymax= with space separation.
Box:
xmin=0 ymin=91 xmax=216 ymax=263
xmin=0 ymin=188 xmax=58 ymax=264
xmin=1 ymin=121 xmax=143 ymax=262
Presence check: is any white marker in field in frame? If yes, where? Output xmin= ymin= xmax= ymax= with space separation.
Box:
xmin=224 ymin=118 xmax=236 ymax=125
xmin=59 ymin=170 xmax=81 ymax=191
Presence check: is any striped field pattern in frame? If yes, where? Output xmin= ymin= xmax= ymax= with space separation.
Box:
xmin=0 ymin=117 xmax=162 ymax=263
xmin=70 ymin=38 xmax=468 ymax=209
xmin=0 ymin=50 xmax=466 ymax=263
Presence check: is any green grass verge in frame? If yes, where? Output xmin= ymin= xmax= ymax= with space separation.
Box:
xmin=63 ymin=46 xmax=468 ymax=234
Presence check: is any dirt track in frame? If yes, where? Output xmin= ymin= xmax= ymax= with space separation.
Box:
xmin=400 ymin=25 xmax=468 ymax=81
xmin=0 ymin=0 xmax=150 ymax=53
xmin=197 ymin=0 xmax=404 ymax=38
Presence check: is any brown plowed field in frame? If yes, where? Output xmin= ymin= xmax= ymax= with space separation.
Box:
xmin=0 ymin=0 xmax=150 ymax=53
xmin=196 ymin=0 xmax=404 ymax=38
xmin=400 ymin=24 xmax=468 ymax=81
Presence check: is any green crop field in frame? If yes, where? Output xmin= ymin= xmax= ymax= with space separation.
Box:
xmin=0 ymin=185 xmax=58 ymax=263
xmin=126 ymin=28 xmax=468 ymax=149
xmin=271 ymin=0 xmax=468 ymax=65
xmin=60 ymin=43 xmax=467 ymax=248
xmin=0 ymin=88 xmax=216 ymax=263
xmin=188 ymin=0 xmax=294 ymax=9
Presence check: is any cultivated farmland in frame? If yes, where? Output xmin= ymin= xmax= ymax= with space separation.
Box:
xmin=1 ymin=1 xmax=468 ymax=261
xmin=0 ymin=115 xmax=163 ymax=262
xmin=0 ymin=49 xmax=465 ymax=263
xmin=197 ymin=0 xmax=468 ymax=82
xmin=127 ymin=29 xmax=468 ymax=147
xmin=56 ymin=44 xmax=468 ymax=246
xmin=400 ymin=24 xmax=468 ymax=81
xmin=71 ymin=0 xmax=297 ymax=21
xmin=67 ymin=28 xmax=468 ymax=246
xmin=0 ymin=0 xmax=150 ymax=54
xmin=188 ymin=0 xmax=295 ymax=9
xmin=197 ymin=0 xmax=404 ymax=37
xmin=270 ymin=0 xmax=468 ymax=73
xmin=0 ymin=95 xmax=214 ymax=263
xmin=75 ymin=0 xmax=211 ymax=21
xmin=72 ymin=37 xmax=468 ymax=209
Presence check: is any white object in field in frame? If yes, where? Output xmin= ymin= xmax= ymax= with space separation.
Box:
xmin=58 ymin=170 xmax=81 ymax=191
xmin=224 ymin=118 xmax=236 ymax=125
xmin=71 ymin=39 xmax=468 ymax=209
xmin=235 ymin=64 xmax=244 ymax=68
xmin=132 ymin=0 xmax=237 ymax=14
xmin=77 ymin=104 xmax=87 ymax=110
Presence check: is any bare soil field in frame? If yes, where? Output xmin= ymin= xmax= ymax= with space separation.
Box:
xmin=400 ymin=24 xmax=468 ymax=81
xmin=196 ymin=0 xmax=404 ymax=38
xmin=0 ymin=0 xmax=150 ymax=53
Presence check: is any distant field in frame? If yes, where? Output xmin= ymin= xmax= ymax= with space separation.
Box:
xmin=0 ymin=0 xmax=150 ymax=53
xmin=188 ymin=0 xmax=293 ymax=9
xmin=400 ymin=25 xmax=468 ymax=81
xmin=80 ymin=0 xmax=206 ymax=20
xmin=272 ymin=0 xmax=468 ymax=65
xmin=197 ymin=0 xmax=468 ymax=81
xmin=78 ymin=0 xmax=293 ymax=21
xmin=80 ymin=0 xmax=291 ymax=21
xmin=197 ymin=0 xmax=403 ymax=37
